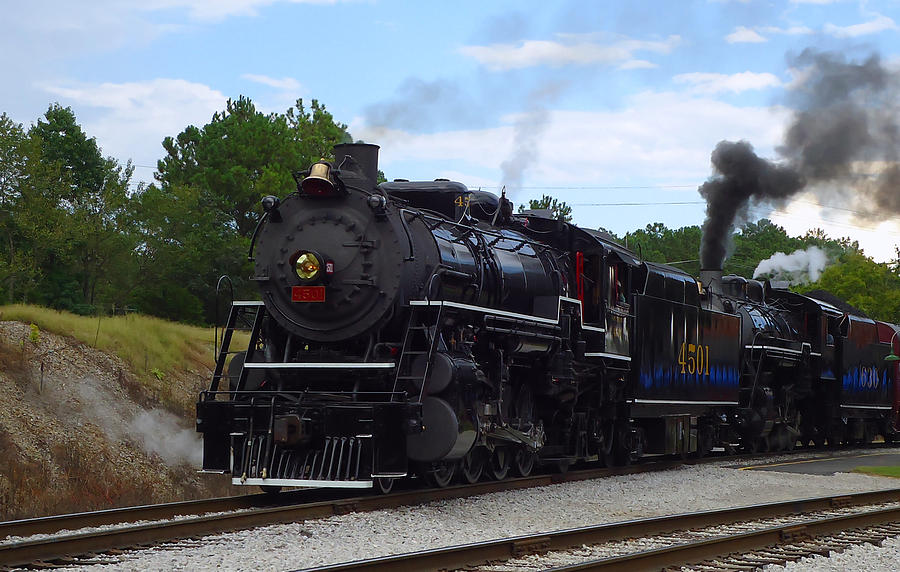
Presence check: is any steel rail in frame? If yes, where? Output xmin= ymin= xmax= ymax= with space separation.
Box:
xmin=300 ymin=488 xmax=900 ymax=572
xmin=547 ymin=505 xmax=900 ymax=571
xmin=0 ymin=489 xmax=336 ymax=539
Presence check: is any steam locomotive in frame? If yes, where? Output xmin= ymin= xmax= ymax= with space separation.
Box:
xmin=196 ymin=143 xmax=900 ymax=493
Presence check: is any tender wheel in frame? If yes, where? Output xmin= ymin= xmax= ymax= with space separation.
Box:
xmin=612 ymin=427 xmax=633 ymax=467
xmin=487 ymin=447 xmax=511 ymax=481
xmin=425 ymin=462 xmax=456 ymax=488
xmin=697 ymin=424 xmax=715 ymax=458
xmin=512 ymin=448 xmax=536 ymax=477
xmin=373 ymin=477 xmax=394 ymax=495
xmin=459 ymin=449 xmax=486 ymax=484
xmin=785 ymin=428 xmax=798 ymax=451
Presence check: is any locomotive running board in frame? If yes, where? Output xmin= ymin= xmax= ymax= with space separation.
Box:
xmin=410 ymin=297 xmax=605 ymax=332
xmin=744 ymin=344 xmax=822 ymax=358
xmin=234 ymin=478 xmax=373 ymax=488
xmin=242 ymin=362 xmax=396 ymax=369
xmin=584 ymin=352 xmax=632 ymax=361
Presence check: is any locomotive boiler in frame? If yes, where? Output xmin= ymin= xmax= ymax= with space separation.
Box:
xmin=197 ymin=143 xmax=899 ymax=492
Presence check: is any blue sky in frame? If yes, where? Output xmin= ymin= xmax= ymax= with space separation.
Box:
xmin=3 ymin=0 xmax=900 ymax=261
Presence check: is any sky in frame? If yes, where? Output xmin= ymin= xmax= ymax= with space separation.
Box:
xmin=3 ymin=0 xmax=900 ymax=263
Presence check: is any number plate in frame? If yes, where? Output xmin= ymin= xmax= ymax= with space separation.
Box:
xmin=291 ymin=286 xmax=326 ymax=302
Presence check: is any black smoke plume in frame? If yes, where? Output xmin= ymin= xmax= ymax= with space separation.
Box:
xmin=699 ymin=49 xmax=900 ymax=269
xmin=699 ymin=141 xmax=804 ymax=268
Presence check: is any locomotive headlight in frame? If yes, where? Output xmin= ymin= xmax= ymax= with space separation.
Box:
xmin=295 ymin=252 xmax=321 ymax=280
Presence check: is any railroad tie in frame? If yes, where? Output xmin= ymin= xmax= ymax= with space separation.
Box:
xmin=701 ymin=560 xmax=757 ymax=571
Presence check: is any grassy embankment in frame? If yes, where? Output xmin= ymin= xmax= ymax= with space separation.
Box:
xmin=0 ymin=304 xmax=250 ymax=413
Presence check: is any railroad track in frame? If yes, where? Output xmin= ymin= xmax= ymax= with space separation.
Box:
xmin=0 ymin=446 xmax=892 ymax=569
xmin=302 ymin=489 xmax=900 ymax=571
xmin=0 ymin=460 xmax=682 ymax=569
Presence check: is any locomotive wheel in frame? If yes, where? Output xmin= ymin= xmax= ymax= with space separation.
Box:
xmin=487 ymin=448 xmax=511 ymax=480
xmin=425 ymin=462 xmax=456 ymax=488
xmin=512 ymin=448 xmax=536 ymax=477
xmin=511 ymin=384 xmax=538 ymax=477
xmin=459 ymin=449 xmax=486 ymax=484
xmin=374 ymin=477 xmax=394 ymax=495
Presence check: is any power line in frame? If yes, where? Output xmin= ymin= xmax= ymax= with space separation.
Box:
xmin=520 ymin=185 xmax=697 ymax=190
xmin=573 ymin=201 xmax=704 ymax=206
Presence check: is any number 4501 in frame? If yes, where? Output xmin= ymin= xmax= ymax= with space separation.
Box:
xmin=679 ymin=342 xmax=710 ymax=376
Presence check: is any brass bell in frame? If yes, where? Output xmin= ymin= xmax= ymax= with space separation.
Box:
xmin=301 ymin=161 xmax=336 ymax=196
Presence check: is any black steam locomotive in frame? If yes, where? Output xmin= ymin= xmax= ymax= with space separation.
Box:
xmin=197 ymin=143 xmax=900 ymax=492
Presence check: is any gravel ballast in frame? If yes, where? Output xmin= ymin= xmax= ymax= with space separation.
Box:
xmin=763 ymin=535 xmax=900 ymax=571
xmin=54 ymin=455 xmax=900 ymax=572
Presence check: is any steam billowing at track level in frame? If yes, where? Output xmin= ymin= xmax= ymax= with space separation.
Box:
xmin=699 ymin=49 xmax=900 ymax=271
xmin=197 ymin=142 xmax=900 ymax=495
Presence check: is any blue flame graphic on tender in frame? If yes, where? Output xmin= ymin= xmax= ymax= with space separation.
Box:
xmin=841 ymin=365 xmax=881 ymax=394
xmin=639 ymin=362 xmax=739 ymax=390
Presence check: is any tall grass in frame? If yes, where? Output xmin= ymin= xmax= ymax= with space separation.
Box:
xmin=0 ymin=304 xmax=246 ymax=377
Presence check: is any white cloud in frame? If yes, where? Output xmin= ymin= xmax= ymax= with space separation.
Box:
xmin=241 ymin=74 xmax=302 ymax=91
xmin=459 ymin=35 xmax=681 ymax=71
xmin=145 ymin=0 xmax=343 ymax=21
xmin=42 ymin=79 xmax=228 ymax=181
xmin=353 ymin=92 xmax=788 ymax=235
xmin=619 ymin=60 xmax=658 ymax=70
xmin=726 ymin=26 xmax=767 ymax=44
xmin=673 ymin=72 xmax=782 ymax=95
xmin=759 ymin=25 xmax=814 ymax=36
xmin=353 ymin=91 xmax=788 ymax=189
xmin=824 ymin=14 xmax=898 ymax=38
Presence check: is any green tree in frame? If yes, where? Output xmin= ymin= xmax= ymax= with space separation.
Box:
xmin=24 ymin=105 xmax=135 ymax=312
xmin=725 ymin=219 xmax=804 ymax=277
xmin=797 ymin=252 xmax=900 ymax=322
xmin=131 ymin=183 xmax=236 ymax=323
xmin=30 ymin=103 xmax=107 ymax=204
xmin=518 ymin=194 xmax=573 ymax=222
xmin=157 ymin=96 xmax=350 ymax=238
xmin=0 ymin=113 xmax=33 ymax=302
xmin=143 ymin=96 xmax=350 ymax=321
xmin=623 ymin=223 xmax=702 ymax=275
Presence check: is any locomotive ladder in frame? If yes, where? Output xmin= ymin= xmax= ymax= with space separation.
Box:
xmin=392 ymin=302 xmax=445 ymax=401
xmin=209 ymin=301 xmax=266 ymax=393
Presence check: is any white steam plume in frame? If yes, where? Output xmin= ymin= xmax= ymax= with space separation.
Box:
xmin=753 ymin=246 xmax=828 ymax=284
xmin=129 ymin=409 xmax=202 ymax=466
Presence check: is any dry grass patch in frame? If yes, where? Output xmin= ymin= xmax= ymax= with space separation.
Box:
xmin=0 ymin=304 xmax=249 ymax=379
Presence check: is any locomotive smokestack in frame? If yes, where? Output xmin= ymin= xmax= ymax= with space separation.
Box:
xmin=699 ymin=268 xmax=723 ymax=294
xmin=334 ymin=143 xmax=380 ymax=185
